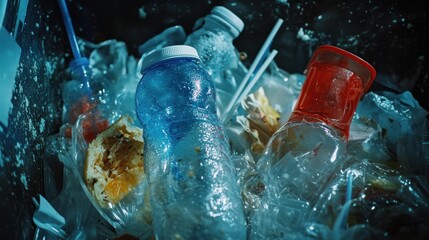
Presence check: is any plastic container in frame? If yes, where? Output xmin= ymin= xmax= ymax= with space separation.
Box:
xmin=135 ymin=45 xmax=246 ymax=239
xmin=62 ymin=59 xmax=109 ymax=143
xmin=249 ymin=45 xmax=376 ymax=239
xmin=185 ymin=6 xmax=245 ymax=115
xmin=288 ymin=45 xmax=377 ymax=139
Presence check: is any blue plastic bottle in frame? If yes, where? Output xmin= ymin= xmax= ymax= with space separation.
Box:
xmin=135 ymin=45 xmax=246 ymax=239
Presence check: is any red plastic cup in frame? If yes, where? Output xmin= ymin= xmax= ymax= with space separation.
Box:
xmin=288 ymin=45 xmax=376 ymax=139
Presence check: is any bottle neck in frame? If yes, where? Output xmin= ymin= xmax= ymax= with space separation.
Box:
xmin=71 ymin=64 xmax=92 ymax=94
xmin=201 ymin=15 xmax=238 ymax=40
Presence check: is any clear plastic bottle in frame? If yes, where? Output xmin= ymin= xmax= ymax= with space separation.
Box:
xmin=249 ymin=45 xmax=377 ymax=239
xmin=62 ymin=57 xmax=109 ymax=143
xmin=185 ymin=6 xmax=245 ymax=115
xmin=135 ymin=45 xmax=246 ymax=239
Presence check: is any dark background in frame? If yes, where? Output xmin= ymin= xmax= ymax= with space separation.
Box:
xmin=69 ymin=0 xmax=429 ymax=109
xmin=0 ymin=0 xmax=428 ymax=238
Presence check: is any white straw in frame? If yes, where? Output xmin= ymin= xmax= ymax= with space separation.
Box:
xmin=345 ymin=171 xmax=353 ymax=203
xmin=222 ymin=50 xmax=278 ymax=124
xmin=332 ymin=172 xmax=354 ymax=240
xmin=222 ymin=18 xmax=284 ymax=119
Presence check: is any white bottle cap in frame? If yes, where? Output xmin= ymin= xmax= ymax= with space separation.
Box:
xmin=209 ymin=6 xmax=244 ymax=38
xmin=141 ymin=45 xmax=201 ymax=72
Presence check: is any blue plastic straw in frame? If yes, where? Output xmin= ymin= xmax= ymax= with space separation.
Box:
xmin=57 ymin=0 xmax=81 ymax=59
xmin=57 ymin=0 xmax=91 ymax=92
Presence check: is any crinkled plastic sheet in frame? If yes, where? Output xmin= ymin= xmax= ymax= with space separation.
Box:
xmin=44 ymin=113 xmax=153 ymax=239
xmin=228 ymin=79 xmax=429 ymax=239
xmin=39 ymin=29 xmax=429 ymax=239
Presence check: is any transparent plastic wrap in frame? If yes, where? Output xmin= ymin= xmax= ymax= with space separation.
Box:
xmin=61 ymin=73 xmax=110 ymax=142
xmin=356 ymin=91 xmax=428 ymax=151
xmin=225 ymin=64 xmax=306 ymax=158
xmin=347 ymin=116 xmax=393 ymax=167
xmin=305 ymin=160 xmax=429 ymax=239
xmin=37 ymin=128 xmax=100 ymax=239
xmin=258 ymin=63 xmax=305 ymax=125
xmin=396 ymin=118 xmax=429 ymax=177
xmin=77 ymin=39 xmax=141 ymax=123
xmin=78 ymin=39 xmax=129 ymax=82
xmin=250 ymin=122 xmax=347 ymax=239
xmin=42 ymin=114 xmax=153 ymax=239
xmin=232 ymin=150 xmax=261 ymax=218
xmin=356 ymin=90 xmax=429 ymax=176
xmin=36 ymin=34 xmax=153 ymax=238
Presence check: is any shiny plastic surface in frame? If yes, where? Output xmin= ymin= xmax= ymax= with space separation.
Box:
xmin=136 ymin=57 xmax=246 ymax=239
xmin=250 ymin=122 xmax=346 ymax=239
xmin=289 ymin=46 xmax=376 ymax=139
xmin=185 ymin=11 xmax=243 ymax=115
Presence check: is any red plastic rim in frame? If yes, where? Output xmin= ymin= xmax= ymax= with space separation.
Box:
xmin=313 ymin=45 xmax=377 ymax=91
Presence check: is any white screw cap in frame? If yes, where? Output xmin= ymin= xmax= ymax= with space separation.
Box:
xmin=141 ymin=45 xmax=201 ymax=72
xmin=210 ymin=6 xmax=244 ymax=38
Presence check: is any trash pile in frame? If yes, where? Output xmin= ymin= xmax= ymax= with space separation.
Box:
xmin=34 ymin=3 xmax=429 ymax=240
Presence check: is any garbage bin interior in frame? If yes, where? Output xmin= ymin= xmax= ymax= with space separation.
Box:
xmin=69 ymin=0 xmax=429 ymax=110
xmin=0 ymin=0 xmax=428 ymax=238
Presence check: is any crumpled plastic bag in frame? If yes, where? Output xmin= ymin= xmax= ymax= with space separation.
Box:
xmin=78 ymin=39 xmax=129 ymax=81
xmin=225 ymin=63 xmax=305 ymax=157
xmin=305 ymin=159 xmax=429 ymax=239
xmin=39 ymin=122 xmax=106 ymax=239
xmin=41 ymin=114 xmax=153 ymax=239
xmin=357 ymin=91 xmax=428 ymax=150
xmin=33 ymin=195 xmax=67 ymax=239
xmin=356 ymin=91 xmax=429 ymax=176
xmin=76 ymin=39 xmax=141 ymax=124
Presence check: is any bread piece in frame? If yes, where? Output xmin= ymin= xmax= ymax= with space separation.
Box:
xmin=84 ymin=116 xmax=145 ymax=207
